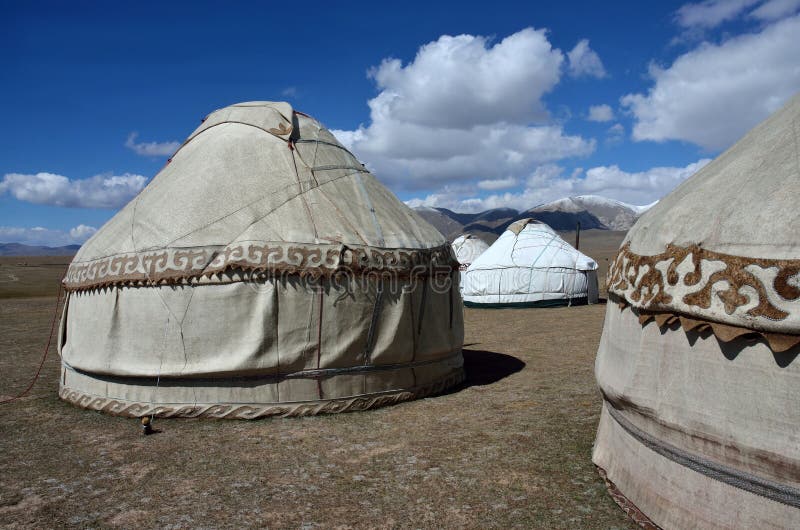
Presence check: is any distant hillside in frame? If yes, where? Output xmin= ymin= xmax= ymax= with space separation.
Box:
xmin=413 ymin=207 xmax=466 ymax=240
xmin=527 ymin=195 xmax=647 ymax=231
xmin=0 ymin=243 xmax=80 ymax=256
xmin=412 ymin=194 xmax=655 ymax=241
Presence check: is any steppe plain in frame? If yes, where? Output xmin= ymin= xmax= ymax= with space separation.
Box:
xmin=0 ymin=230 xmax=636 ymax=529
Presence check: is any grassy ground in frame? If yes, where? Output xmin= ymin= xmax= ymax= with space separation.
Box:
xmin=0 ymin=232 xmax=633 ymax=529
xmin=0 ymin=257 xmax=70 ymax=299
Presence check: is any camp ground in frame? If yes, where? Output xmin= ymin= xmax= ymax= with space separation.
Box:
xmin=2 ymin=4 xmax=800 ymax=528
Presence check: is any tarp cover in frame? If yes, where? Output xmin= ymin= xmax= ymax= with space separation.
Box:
xmin=58 ymin=101 xmax=465 ymax=419
xmin=461 ymin=219 xmax=598 ymax=307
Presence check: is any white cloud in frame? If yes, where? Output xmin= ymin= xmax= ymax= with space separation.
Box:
xmin=406 ymin=159 xmax=710 ymax=212
xmin=69 ymin=224 xmax=97 ymax=240
xmin=749 ymin=0 xmax=800 ymax=20
xmin=125 ymin=132 xmax=180 ymax=157
xmin=587 ymin=104 xmax=614 ymax=122
xmin=606 ymin=123 xmax=625 ymax=144
xmin=0 ymin=224 xmax=97 ymax=247
xmin=477 ymin=177 xmax=517 ymax=190
xmin=622 ymin=14 xmax=800 ymax=150
xmin=567 ymin=39 xmax=606 ymax=78
xmin=675 ymin=0 xmax=759 ymax=28
xmin=330 ymin=28 xmax=595 ymax=190
xmin=281 ymin=86 xmax=298 ymax=97
xmin=0 ymin=172 xmax=147 ymax=208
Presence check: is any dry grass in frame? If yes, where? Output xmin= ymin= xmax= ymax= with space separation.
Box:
xmin=0 ymin=233 xmax=633 ymax=529
xmin=0 ymin=257 xmax=70 ymax=300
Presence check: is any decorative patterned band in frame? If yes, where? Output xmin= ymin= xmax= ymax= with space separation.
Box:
xmin=63 ymin=242 xmax=459 ymax=292
xmin=613 ymin=297 xmax=800 ymax=352
xmin=608 ymin=243 xmax=800 ymax=335
xmin=59 ymin=369 xmax=465 ymax=419
xmin=595 ymin=466 xmax=660 ymax=530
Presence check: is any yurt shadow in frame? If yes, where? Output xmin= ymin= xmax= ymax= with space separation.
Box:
xmin=442 ymin=348 xmax=525 ymax=393
xmin=717 ymin=336 xmax=800 ymax=368
xmin=677 ymin=324 xmax=800 ymax=367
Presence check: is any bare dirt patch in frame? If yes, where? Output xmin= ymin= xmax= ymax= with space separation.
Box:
xmin=0 ymin=238 xmax=633 ymax=528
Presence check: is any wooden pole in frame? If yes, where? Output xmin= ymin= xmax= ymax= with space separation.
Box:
xmin=575 ymin=221 xmax=581 ymax=250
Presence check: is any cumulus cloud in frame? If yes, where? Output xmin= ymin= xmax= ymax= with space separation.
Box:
xmin=0 ymin=224 xmax=97 ymax=247
xmin=566 ymin=39 xmax=606 ymax=78
xmin=477 ymin=177 xmax=517 ymax=190
xmin=0 ymin=172 xmax=147 ymax=208
xmin=675 ymin=0 xmax=759 ymax=28
xmin=406 ymin=159 xmax=710 ymax=212
xmin=749 ymin=0 xmax=800 ymax=20
xmin=622 ymin=14 xmax=800 ymax=150
xmin=587 ymin=104 xmax=614 ymax=122
xmin=69 ymin=224 xmax=97 ymax=240
xmin=125 ymin=132 xmax=180 ymax=157
xmin=331 ymin=28 xmax=595 ymax=190
xmin=606 ymin=123 xmax=625 ymax=144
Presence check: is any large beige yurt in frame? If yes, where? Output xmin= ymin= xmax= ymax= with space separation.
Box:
xmin=58 ymin=102 xmax=464 ymax=419
xmin=594 ymin=94 xmax=800 ymax=527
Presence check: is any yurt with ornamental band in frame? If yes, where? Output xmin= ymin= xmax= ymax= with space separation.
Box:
xmin=593 ymin=93 xmax=800 ymax=527
xmin=57 ymin=101 xmax=464 ymax=419
xmin=461 ymin=218 xmax=599 ymax=308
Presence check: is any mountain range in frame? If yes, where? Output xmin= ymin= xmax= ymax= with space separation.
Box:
xmin=1 ymin=195 xmax=651 ymax=255
xmin=413 ymin=195 xmax=655 ymax=242
xmin=0 ymin=243 xmax=81 ymax=257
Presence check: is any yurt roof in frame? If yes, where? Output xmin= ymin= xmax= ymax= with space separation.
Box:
xmin=468 ymin=218 xmax=597 ymax=272
xmin=64 ymin=101 xmax=454 ymax=291
xmin=608 ymin=93 xmax=800 ymax=340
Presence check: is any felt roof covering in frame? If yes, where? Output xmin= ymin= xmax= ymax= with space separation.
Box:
xmin=608 ymin=93 xmax=800 ymax=336
xmin=451 ymin=234 xmax=489 ymax=267
xmin=64 ymin=101 xmax=456 ymax=291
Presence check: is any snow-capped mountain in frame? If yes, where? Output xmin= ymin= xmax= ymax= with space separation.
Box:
xmin=527 ymin=195 xmax=655 ymax=231
xmin=411 ymin=194 xmax=655 ymax=239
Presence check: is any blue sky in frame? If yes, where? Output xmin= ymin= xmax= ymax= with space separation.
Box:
xmin=2 ymin=0 xmax=799 ymax=246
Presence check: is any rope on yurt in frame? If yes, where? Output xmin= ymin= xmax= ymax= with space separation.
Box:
xmin=606 ymin=402 xmax=800 ymax=508
xmin=0 ymin=276 xmax=65 ymax=405
xmin=289 ymin=141 xmax=320 ymax=241
xmin=364 ymin=279 xmax=384 ymax=365
xmin=525 ymin=228 xmax=559 ymax=300
xmin=129 ymin=192 xmax=194 ymax=422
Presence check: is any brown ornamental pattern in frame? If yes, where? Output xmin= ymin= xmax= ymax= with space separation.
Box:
xmin=63 ymin=242 xmax=459 ymax=292
xmin=608 ymin=243 xmax=800 ymax=324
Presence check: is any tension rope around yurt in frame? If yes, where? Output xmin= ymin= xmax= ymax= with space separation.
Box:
xmin=57 ymin=101 xmax=465 ymax=419
xmin=461 ymin=219 xmax=599 ymax=308
xmin=593 ymin=93 xmax=800 ymax=528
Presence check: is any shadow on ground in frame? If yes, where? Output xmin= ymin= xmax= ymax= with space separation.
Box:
xmin=444 ymin=348 xmax=525 ymax=394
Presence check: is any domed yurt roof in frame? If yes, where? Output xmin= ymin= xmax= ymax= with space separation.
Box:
xmin=451 ymin=234 xmax=489 ymax=269
xmin=609 ymin=92 xmax=800 ymax=342
xmin=461 ymin=219 xmax=599 ymax=308
xmin=594 ymin=93 xmax=800 ymax=528
xmin=59 ymin=101 xmax=464 ymax=419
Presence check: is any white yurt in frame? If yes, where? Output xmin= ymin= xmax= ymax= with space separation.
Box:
xmin=58 ymin=101 xmax=464 ymax=419
xmin=461 ymin=219 xmax=599 ymax=307
xmin=594 ymin=94 xmax=800 ymax=527
xmin=451 ymin=234 xmax=489 ymax=290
